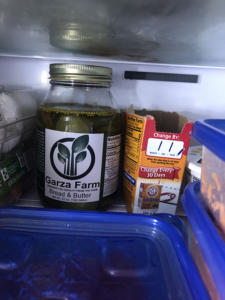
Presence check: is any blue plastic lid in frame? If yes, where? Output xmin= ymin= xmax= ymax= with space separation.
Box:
xmin=192 ymin=119 xmax=225 ymax=161
xmin=182 ymin=181 xmax=225 ymax=300
xmin=0 ymin=207 xmax=208 ymax=300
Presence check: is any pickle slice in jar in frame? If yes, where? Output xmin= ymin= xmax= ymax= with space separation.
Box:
xmin=55 ymin=114 xmax=90 ymax=133
xmin=93 ymin=111 xmax=121 ymax=135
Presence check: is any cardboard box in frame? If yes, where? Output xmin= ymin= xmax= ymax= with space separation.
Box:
xmin=123 ymin=109 xmax=193 ymax=214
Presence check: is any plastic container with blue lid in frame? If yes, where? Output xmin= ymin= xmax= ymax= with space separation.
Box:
xmin=182 ymin=181 xmax=225 ymax=300
xmin=186 ymin=145 xmax=202 ymax=182
xmin=0 ymin=207 xmax=208 ymax=300
xmin=192 ymin=119 xmax=225 ymax=234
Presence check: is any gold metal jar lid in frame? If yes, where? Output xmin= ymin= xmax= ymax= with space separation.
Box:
xmin=49 ymin=63 xmax=112 ymax=84
xmin=49 ymin=21 xmax=113 ymax=43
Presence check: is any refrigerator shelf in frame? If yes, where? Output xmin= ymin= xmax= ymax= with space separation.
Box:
xmin=16 ymin=184 xmax=186 ymax=215
xmin=1 ymin=0 xmax=225 ymax=67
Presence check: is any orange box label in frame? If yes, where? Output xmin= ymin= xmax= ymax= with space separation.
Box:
xmin=123 ymin=112 xmax=193 ymax=214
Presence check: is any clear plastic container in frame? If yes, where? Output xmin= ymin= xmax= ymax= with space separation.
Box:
xmin=192 ymin=119 xmax=225 ymax=233
xmin=0 ymin=207 xmax=209 ymax=300
xmin=0 ymin=117 xmax=36 ymax=205
xmin=186 ymin=145 xmax=202 ymax=182
xmin=182 ymin=181 xmax=225 ymax=300
xmin=0 ymin=89 xmax=36 ymax=205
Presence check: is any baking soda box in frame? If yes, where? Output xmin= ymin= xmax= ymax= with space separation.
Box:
xmin=123 ymin=109 xmax=193 ymax=214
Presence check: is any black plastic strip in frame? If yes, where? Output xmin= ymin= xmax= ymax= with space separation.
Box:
xmin=124 ymin=71 xmax=198 ymax=83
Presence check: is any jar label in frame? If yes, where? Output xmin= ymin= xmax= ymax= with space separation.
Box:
xmin=103 ymin=134 xmax=121 ymax=197
xmin=44 ymin=129 xmax=104 ymax=203
xmin=0 ymin=149 xmax=32 ymax=200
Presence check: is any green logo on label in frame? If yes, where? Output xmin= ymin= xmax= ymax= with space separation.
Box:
xmin=50 ymin=135 xmax=95 ymax=180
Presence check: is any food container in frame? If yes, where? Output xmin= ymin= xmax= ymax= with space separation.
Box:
xmin=37 ymin=64 xmax=121 ymax=211
xmin=123 ymin=109 xmax=193 ymax=215
xmin=186 ymin=145 xmax=202 ymax=182
xmin=0 ymin=89 xmax=37 ymax=156
xmin=182 ymin=181 xmax=225 ymax=300
xmin=0 ymin=89 xmax=37 ymax=205
xmin=0 ymin=117 xmax=36 ymax=205
xmin=0 ymin=89 xmax=36 ymax=205
xmin=0 ymin=207 xmax=209 ymax=300
xmin=192 ymin=119 xmax=225 ymax=233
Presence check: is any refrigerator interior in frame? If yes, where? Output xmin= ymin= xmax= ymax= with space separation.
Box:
xmin=1 ymin=0 xmax=225 ymax=67
xmin=0 ymin=0 xmax=225 ymax=211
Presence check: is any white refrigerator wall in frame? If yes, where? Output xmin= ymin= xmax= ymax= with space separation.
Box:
xmin=0 ymin=56 xmax=225 ymax=120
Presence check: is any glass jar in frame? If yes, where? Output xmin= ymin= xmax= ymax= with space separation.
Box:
xmin=37 ymin=64 xmax=121 ymax=210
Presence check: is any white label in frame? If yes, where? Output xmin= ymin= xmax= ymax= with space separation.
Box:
xmin=0 ymin=168 xmax=9 ymax=182
xmin=103 ymin=134 xmax=121 ymax=197
xmin=45 ymin=129 xmax=104 ymax=203
xmin=146 ymin=138 xmax=184 ymax=159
